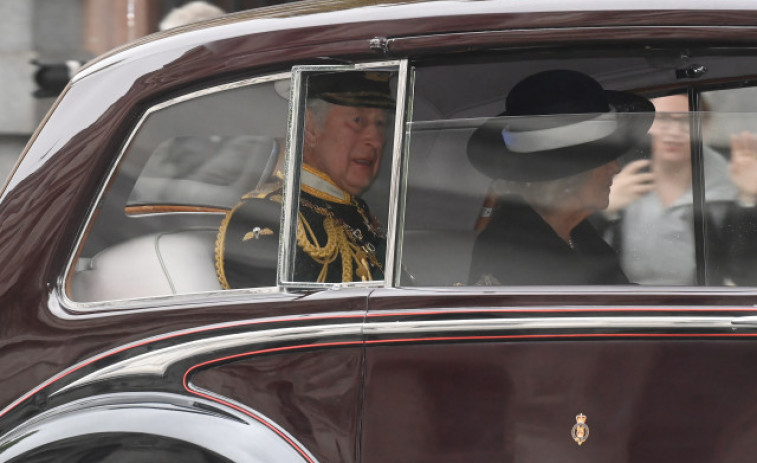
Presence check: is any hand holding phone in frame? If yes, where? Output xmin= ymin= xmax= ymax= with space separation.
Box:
xmin=606 ymin=159 xmax=655 ymax=213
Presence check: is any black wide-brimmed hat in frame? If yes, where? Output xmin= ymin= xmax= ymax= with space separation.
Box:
xmin=467 ymin=69 xmax=655 ymax=181
xmin=308 ymin=71 xmax=395 ymax=110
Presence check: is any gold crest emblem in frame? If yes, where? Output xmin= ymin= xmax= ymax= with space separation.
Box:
xmin=571 ymin=413 xmax=589 ymax=446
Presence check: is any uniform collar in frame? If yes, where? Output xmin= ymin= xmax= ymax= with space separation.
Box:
xmin=301 ymin=163 xmax=352 ymax=204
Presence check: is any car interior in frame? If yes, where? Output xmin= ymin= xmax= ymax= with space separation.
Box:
xmin=70 ymin=80 xmax=290 ymax=302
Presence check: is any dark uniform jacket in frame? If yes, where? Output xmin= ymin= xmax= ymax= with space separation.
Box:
xmin=469 ymin=196 xmax=629 ymax=286
xmin=216 ymin=165 xmax=385 ymax=289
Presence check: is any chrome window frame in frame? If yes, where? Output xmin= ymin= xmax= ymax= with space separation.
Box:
xmin=278 ymin=60 xmax=408 ymax=290
xmin=392 ymin=65 xmax=415 ymax=286
xmin=58 ymin=72 xmax=292 ymax=315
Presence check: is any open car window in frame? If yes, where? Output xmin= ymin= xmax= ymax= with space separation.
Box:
xmin=67 ymin=75 xmax=290 ymax=304
xmin=278 ymin=63 xmax=403 ymax=289
xmin=399 ymin=49 xmax=757 ymax=287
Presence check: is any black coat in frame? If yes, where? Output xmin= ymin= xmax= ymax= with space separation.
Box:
xmin=469 ymin=196 xmax=630 ymax=286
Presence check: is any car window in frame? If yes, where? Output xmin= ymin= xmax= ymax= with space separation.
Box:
xmin=700 ymin=87 xmax=757 ymax=286
xmin=399 ymin=50 xmax=757 ymax=287
xmin=278 ymin=65 xmax=401 ymax=288
xmin=67 ymin=75 xmax=290 ymax=303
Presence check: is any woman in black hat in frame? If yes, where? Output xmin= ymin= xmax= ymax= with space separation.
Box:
xmin=467 ymin=69 xmax=655 ymax=285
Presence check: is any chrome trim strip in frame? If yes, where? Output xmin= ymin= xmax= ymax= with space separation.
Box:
xmin=54 ymin=322 xmax=364 ymax=395
xmin=391 ymin=66 xmax=415 ymax=285
xmin=383 ymin=59 xmax=409 ymax=288
xmin=279 ymin=66 xmax=306 ymax=286
xmin=52 ymin=287 xmax=287 ymax=320
xmin=180 ymin=389 xmax=321 ymax=463
xmin=53 ymin=314 xmax=734 ymax=396
xmin=1 ymin=312 xmax=364 ymax=417
xmin=149 ymin=72 xmax=294 ymax=114
xmin=365 ymin=304 xmax=757 ymax=316
xmin=410 ymin=116 xmax=491 ymax=131
xmin=58 ymin=72 xmax=290 ymax=315
xmin=730 ymin=315 xmax=757 ymax=327
xmin=364 ymin=316 xmax=735 ymax=336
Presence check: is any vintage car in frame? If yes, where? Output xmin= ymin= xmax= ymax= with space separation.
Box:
xmin=5 ymin=0 xmax=757 ymax=461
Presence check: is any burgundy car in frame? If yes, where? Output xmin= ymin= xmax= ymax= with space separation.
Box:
xmin=4 ymin=0 xmax=757 ymax=461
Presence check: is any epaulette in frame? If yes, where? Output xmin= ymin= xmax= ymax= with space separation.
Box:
xmin=217 ymin=182 xmax=282 ymax=289
xmin=241 ymin=181 xmax=283 ymax=201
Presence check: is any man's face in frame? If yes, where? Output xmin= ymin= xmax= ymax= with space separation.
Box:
xmin=304 ymin=104 xmax=389 ymax=196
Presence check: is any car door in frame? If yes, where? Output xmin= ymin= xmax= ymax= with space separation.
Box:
xmin=362 ymin=45 xmax=757 ymax=462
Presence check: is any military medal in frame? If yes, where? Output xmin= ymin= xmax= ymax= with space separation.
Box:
xmin=243 ymin=227 xmax=274 ymax=241
xmin=571 ymin=413 xmax=589 ymax=446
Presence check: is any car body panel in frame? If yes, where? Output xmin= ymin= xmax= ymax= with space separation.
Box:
xmin=362 ymin=337 xmax=757 ymax=462
xmin=191 ymin=348 xmax=364 ymax=462
xmin=360 ymin=299 xmax=757 ymax=461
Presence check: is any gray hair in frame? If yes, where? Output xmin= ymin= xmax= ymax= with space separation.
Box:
xmin=305 ymin=98 xmax=334 ymax=132
xmin=159 ymin=1 xmax=225 ymax=31
xmin=493 ymin=170 xmax=592 ymax=209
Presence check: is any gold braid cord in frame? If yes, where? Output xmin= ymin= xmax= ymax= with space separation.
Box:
xmin=296 ymin=212 xmax=372 ymax=283
xmin=215 ymin=201 xmax=239 ymax=290
xmin=216 ymin=185 xmax=283 ymax=290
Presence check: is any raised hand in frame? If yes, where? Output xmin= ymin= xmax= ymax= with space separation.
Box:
xmin=606 ymin=159 xmax=656 ymax=213
xmin=730 ymin=131 xmax=757 ymax=205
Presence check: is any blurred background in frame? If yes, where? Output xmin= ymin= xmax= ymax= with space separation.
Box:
xmin=0 ymin=0 xmax=291 ymax=182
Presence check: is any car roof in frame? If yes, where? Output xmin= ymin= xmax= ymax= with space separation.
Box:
xmin=76 ymin=0 xmax=757 ymax=81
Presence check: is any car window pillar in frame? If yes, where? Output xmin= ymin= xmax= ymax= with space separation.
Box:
xmin=689 ymin=88 xmax=709 ymax=285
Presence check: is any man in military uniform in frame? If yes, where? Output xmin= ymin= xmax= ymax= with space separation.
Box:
xmin=216 ymin=71 xmax=395 ymax=288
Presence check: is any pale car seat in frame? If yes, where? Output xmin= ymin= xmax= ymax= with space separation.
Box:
xmin=71 ymin=136 xmax=283 ymax=302
xmin=130 ymin=136 xmax=279 ymax=208
xmin=71 ymin=228 xmax=221 ymax=302
xmin=187 ymin=136 xmax=280 ymax=200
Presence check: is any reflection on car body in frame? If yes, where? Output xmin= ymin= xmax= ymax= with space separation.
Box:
xmin=5 ymin=1 xmax=757 ymax=462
